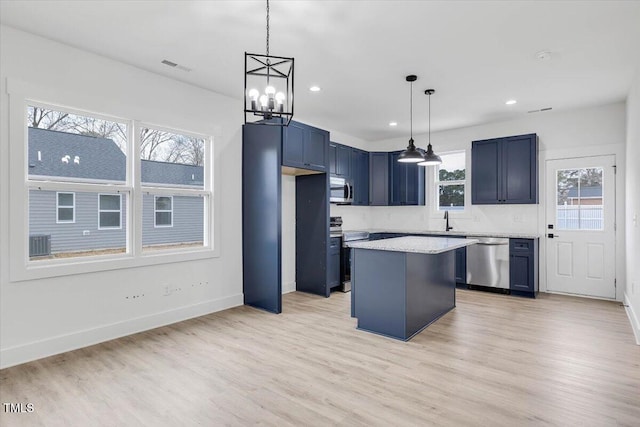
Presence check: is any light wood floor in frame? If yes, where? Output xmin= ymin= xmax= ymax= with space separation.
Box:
xmin=1 ymin=290 xmax=639 ymax=426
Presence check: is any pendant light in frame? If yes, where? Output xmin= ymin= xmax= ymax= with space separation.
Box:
xmin=244 ymin=0 xmax=294 ymax=126
xmin=418 ymin=89 xmax=442 ymax=166
xmin=397 ymin=75 xmax=426 ymax=163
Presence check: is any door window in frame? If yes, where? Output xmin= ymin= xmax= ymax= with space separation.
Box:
xmin=556 ymin=168 xmax=603 ymax=230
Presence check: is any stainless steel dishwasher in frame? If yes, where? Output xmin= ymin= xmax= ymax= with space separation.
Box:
xmin=466 ymin=237 xmax=510 ymax=289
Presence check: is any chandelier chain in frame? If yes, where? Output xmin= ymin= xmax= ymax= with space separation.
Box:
xmin=266 ymin=0 xmax=270 ymax=57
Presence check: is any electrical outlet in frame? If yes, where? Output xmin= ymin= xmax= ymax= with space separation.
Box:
xmin=513 ymin=215 xmax=522 ymax=223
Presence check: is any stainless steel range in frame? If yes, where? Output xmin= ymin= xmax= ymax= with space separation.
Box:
xmin=330 ymin=216 xmax=343 ymax=234
xmin=340 ymin=231 xmax=370 ymax=292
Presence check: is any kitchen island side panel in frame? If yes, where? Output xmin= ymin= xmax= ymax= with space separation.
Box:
xmin=353 ymin=249 xmax=407 ymax=339
xmin=405 ymin=251 xmax=455 ymax=338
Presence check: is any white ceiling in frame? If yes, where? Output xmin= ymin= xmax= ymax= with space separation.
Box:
xmin=2 ymin=0 xmax=639 ymax=142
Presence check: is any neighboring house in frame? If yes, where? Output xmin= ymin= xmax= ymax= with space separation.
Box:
xmin=28 ymin=127 xmax=204 ymax=257
xmin=565 ymin=185 xmax=603 ymax=205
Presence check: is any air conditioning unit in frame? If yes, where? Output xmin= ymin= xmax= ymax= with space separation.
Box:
xmin=29 ymin=234 xmax=51 ymax=257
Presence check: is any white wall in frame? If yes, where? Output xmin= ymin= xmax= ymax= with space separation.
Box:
xmin=625 ymin=69 xmax=640 ymax=343
xmin=332 ymin=103 xmax=627 ymax=299
xmin=0 ymin=26 xmax=244 ymax=368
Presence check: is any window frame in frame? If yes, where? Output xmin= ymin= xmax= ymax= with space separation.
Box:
xmin=154 ymin=195 xmax=173 ymax=228
xmin=428 ymin=149 xmax=471 ymax=217
xmin=139 ymin=123 xmax=210 ymax=255
xmin=7 ymin=80 xmax=218 ymax=282
xmin=56 ymin=191 xmax=75 ymax=224
xmin=431 ymin=150 xmax=470 ymax=215
xmin=98 ymin=193 xmax=123 ymax=230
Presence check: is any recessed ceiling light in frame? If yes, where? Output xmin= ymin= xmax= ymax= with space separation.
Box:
xmin=389 ymin=121 xmax=398 ymax=127
xmin=506 ymin=99 xmax=517 ymax=105
xmin=309 ymin=86 xmax=321 ymax=92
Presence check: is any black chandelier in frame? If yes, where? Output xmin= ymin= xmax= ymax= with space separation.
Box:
xmin=244 ymin=0 xmax=294 ymax=126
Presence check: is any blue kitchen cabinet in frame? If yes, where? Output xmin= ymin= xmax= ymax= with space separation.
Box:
xmin=329 ymin=142 xmax=351 ymax=178
xmin=283 ymin=121 xmax=329 ymax=172
xmin=329 ymin=143 xmax=337 ymax=175
xmin=369 ymin=152 xmax=390 ymax=206
xmin=243 ymin=124 xmax=283 ymax=313
xmin=471 ymin=133 xmax=538 ymax=204
xmin=509 ymin=238 xmax=538 ymax=297
xmin=243 ymin=122 xmax=331 ymax=314
xmin=351 ymin=148 xmax=369 ymax=206
xmin=389 ymin=151 xmax=425 ymax=206
xmin=455 ymin=247 xmax=466 ymax=286
xmin=337 ymin=144 xmax=351 ymax=177
xmin=328 ymin=236 xmax=341 ymax=288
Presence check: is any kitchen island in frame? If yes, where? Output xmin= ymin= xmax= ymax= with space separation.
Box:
xmin=347 ymin=236 xmax=478 ymax=341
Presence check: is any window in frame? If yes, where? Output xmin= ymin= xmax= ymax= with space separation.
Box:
xmin=11 ymin=89 xmax=215 ymax=280
xmin=56 ymin=192 xmax=75 ymax=223
xmin=141 ymin=126 xmax=207 ymax=253
xmin=26 ymin=104 xmax=129 ymax=261
xmin=154 ymin=196 xmax=173 ymax=227
xmin=556 ymin=168 xmax=604 ymax=230
xmin=435 ymin=151 xmax=466 ymax=211
xmin=99 ymin=194 xmax=122 ymax=229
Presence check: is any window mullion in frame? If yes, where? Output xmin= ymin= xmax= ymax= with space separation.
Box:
xmin=131 ymin=120 xmax=142 ymax=256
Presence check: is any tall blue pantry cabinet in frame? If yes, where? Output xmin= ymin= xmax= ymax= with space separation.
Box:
xmin=243 ymin=122 xmax=330 ymax=314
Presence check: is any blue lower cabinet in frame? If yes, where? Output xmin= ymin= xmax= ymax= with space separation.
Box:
xmin=509 ymin=238 xmax=538 ymax=297
xmin=328 ymin=237 xmax=341 ymax=289
xmin=455 ymin=247 xmax=466 ymax=286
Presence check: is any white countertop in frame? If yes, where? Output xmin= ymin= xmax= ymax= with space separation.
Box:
xmin=344 ymin=229 xmax=540 ymax=239
xmin=346 ymin=236 xmax=479 ymax=254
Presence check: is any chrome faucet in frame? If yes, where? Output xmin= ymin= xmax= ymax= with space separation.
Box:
xmin=444 ymin=211 xmax=453 ymax=232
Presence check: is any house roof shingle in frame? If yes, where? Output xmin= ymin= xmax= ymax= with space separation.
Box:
xmin=28 ymin=127 xmax=203 ymax=187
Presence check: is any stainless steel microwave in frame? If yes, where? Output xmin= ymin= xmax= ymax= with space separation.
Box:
xmin=330 ymin=176 xmax=353 ymax=204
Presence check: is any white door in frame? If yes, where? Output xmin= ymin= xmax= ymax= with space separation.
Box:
xmin=545 ymin=155 xmax=616 ymax=299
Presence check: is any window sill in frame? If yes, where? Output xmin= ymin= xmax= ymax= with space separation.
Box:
xmin=11 ymin=246 xmax=219 ymax=282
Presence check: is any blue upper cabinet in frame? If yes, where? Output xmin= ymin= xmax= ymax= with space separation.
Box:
xmin=369 ymin=152 xmax=389 ymax=206
xmin=472 ymin=133 xmax=538 ymax=204
xmin=351 ymin=148 xmax=369 ymax=206
xmin=283 ymin=121 xmax=328 ymax=172
xmin=389 ymin=151 xmax=425 ymax=206
xmin=329 ymin=142 xmax=351 ymax=178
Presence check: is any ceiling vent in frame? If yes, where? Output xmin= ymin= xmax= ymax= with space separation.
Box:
xmin=161 ymin=59 xmax=192 ymax=72
xmin=527 ymin=107 xmax=553 ymax=113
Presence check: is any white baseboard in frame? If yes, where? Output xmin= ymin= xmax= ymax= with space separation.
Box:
xmin=624 ymin=292 xmax=640 ymax=345
xmin=0 ymin=294 xmax=243 ymax=369
xmin=282 ymin=281 xmax=296 ymax=294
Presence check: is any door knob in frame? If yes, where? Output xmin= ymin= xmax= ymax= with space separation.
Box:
xmin=547 ymin=233 xmax=559 ymax=238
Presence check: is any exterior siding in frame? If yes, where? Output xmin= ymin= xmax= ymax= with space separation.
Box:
xmin=142 ymin=194 xmax=203 ymax=246
xmin=29 ymin=190 xmax=127 ymax=253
